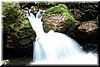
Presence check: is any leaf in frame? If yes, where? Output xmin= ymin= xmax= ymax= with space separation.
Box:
xmin=10 ymin=23 xmax=15 ymax=29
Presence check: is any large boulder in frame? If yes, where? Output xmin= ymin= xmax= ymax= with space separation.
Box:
xmin=2 ymin=2 xmax=36 ymax=57
xmin=78 ymin=21 xmax=98 ymax=35
xmin=76 ymin=21 xmax=99 ymax=52
xmin=3 ymin=20 xmax=36 ymax=59
xmin=42 ymin=4 xmax=77 ymax=35
xmin=42 ymin=14 xmax=75 ymax=34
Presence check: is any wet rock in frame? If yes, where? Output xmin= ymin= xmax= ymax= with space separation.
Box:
xmin=3 ymin=19 xmax=36 ymax=57
xmin=73 ymin=21 xmax=99 ymax=52
xmin=2 ymin=2 xmax=36 ymax=58
xmin=1 ymin=60 xmax=11 ymax=66
xmin=42 ymin=14 xmax=76 ymax=35
xmin=78 ymin=21 xmax=98 ymax=35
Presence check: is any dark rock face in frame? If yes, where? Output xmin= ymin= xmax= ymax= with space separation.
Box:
xmin=67 ymin=3 xmax=99 ymax=22
xmin=75 ymin=32 xmax=99 ymax=53
xmin=2 ymin=2 xmax=37 ymax=58
xmin=3 ymin=31 xmax=36 ymax=59
xmin=3 ymin=20 xmax=36 ymax=58
xmin=73 ymin=21 xmax=99 ymax=53
xmin=42 ymin=14 xmax=76 ymax=35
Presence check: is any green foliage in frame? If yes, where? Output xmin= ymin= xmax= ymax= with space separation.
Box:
xmin=10 ymin=23 xmax=15 ymax=29
xmin=2 ymin=2 xmax=27 ymax=32
xmin=45 ymin=4 xmax=75 ymax=22
xmin=3 ymin=2 xmax=20 ymax=22
xmin=90 ymin=16 xmax=99 ymax=26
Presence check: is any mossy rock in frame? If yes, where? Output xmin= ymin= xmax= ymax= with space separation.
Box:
xmin=42 ymin=13 xmax=76 ymax=34
xmin=45 ymin=4 xmax=75 ymax=22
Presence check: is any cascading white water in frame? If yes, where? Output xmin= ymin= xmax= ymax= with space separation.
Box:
xmin=26 ymin=10 xmax=98 ymax=65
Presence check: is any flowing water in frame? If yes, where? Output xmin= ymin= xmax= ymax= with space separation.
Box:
xmin=26 ymin=10 xmax=98 ymax=65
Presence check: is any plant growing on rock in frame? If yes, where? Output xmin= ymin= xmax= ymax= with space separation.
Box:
xmin=2 ymin=2 xmax=35 ymax=55
xmin=45 ymin=4 xmax=75 ymax=22
xmin=2 ymin=2 xmax=26 ymax=32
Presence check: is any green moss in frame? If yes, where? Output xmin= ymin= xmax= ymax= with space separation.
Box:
xmin=2 ymin=2 xmax=33 ymax=32
xmin=45 ymin=4 xmax=75 ymax=22
xmin=90 ymin=19 xmax=99 ymax=26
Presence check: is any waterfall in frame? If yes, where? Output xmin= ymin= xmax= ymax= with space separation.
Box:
xmin=26 ymin=10 xmax=98 ymax=65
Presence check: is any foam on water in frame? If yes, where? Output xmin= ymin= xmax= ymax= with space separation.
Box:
xmin=31 ymin=30 xmax=98 ymax=65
